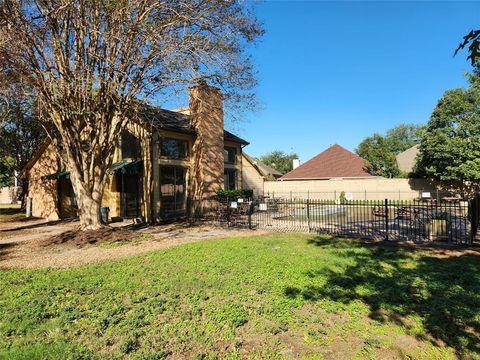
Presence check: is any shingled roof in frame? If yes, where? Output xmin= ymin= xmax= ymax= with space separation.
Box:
xmin=280 ymin=144 xmax=372 ymax=180
xmin=135 ymin=104 xmax=249 ymax=145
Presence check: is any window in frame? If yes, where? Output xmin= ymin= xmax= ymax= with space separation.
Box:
xmin=224 ymin=169 xmax=236 ymax=190
xmin=160 ymin=166 xmax=186 ymax=216
xmin=224 ymin=147 xmax=237 ymax=164
xmin=160 ymin=137 xmax=189 ymax=159
xmin=121 ymin=130 xmax=141 ymax=160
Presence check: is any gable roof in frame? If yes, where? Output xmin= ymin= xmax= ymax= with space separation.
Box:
xmin=243 ymin=153 xmax=283 ymax=178
xmin=136 ymin=105 xmax=249 ymax=145
xmin=280 ymin=144 xmax=372 ymax=180
xmin=396 ymin=144 xmax=419 ymax=173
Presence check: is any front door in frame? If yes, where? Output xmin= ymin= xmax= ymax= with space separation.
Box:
xmin=121 ymin=174 xmax=140 ymax=218
xmin=160 ymin=166 xmax=187 ymax=218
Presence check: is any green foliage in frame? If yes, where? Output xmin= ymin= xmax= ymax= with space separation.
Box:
xmin=385 ymin=124 xmax=424 ymax=154
xmin=1 ymin=234 xmax=478 ymax=358
xmin=0 ymin=93 xmax=45 ymax=187
xmin=0 ymin=156 xmax=15 ymax=187
xmin=356 ymin=134 xmax=400 ymax=178
xmin=455 ymin=29 xmax=480 ymax=65
xmin=257 ymin=150 xmax=299 ymax=174
xmin=339 ymin=191 xmax=346 ymax=204
xmin=416 ymin=72 xmax=480 ymax=195
xmin=356 ymin=124 xmax=423 ymax=178
xmin=216 ymin=189 xmax=253 ymax=199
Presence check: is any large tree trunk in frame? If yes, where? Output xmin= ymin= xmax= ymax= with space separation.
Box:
xmin=69 ymin=163 xmax=107 ymax=230
xmin=76 ymin=191 xmax=103 ymax=230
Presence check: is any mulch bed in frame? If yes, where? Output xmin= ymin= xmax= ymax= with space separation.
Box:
xmin=40 ymin=227 xmax=139 ymax=248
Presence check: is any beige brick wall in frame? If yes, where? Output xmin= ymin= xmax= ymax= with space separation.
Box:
xmin=242 ymin=155 xmax=264 ymax=196
xmin=189 ymin=83 xmax=224 ymax=213
xmin=264 ymin=178 xmax=435 ymax=200
xmin=27 ymin=142 xmax=60 ymax=219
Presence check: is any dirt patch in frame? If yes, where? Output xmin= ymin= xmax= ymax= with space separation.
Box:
xmin=40 ymin=227 xmax=139 ymax=248
xmin=0 ymin=221 xmax=273 ymax=269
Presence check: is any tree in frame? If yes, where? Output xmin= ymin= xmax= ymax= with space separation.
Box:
xmin=455 ymin=29 xmax=480 ymax=65
xmin=356 ymin=124 xmax=423 ymax=178
xmin=385 ymin=124 xmax=423 ymax=154
xmin=257 ymin=150 xmax=299 ymax=174
xmin=416 ymin=72 xmax=480 ymax=197
xmin=0 ymin=156 xmax=15 ymax=188
xmin=356 ymin=134 xmax=400 ymax=178
xmin=0 ymin=1 xmax=263 ymax=229
xmin=0 ymin=92 xmax=46 ymax=203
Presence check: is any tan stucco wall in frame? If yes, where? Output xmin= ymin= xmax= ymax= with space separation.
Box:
xmin=264 ymin=178 xmax=434 ymax=200
xmin=27 ymin=142 xmax=60 ymax=219
xmin=242 ymin=154 xmax=264 ymax=196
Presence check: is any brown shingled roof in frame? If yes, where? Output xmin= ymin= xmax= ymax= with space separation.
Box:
xmin=280 ymin=144 xmax=372 ymax=180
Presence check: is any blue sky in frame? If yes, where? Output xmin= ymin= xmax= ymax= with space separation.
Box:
xmin=231 ymin=0 xmax=479 ymax=162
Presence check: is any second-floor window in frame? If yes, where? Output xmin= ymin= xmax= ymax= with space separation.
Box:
xmin=160 ymin=137 xmax=189 ymax=160
xmin=224 ymin=146 xmax=237 ymax=164
xmin=121 ymin=130 xmax=141 ymax=160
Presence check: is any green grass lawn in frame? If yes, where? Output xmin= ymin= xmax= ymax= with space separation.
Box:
xmin=1 ymin=234 xmax=479 ymax=359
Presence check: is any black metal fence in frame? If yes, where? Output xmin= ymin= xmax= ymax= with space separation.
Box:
xmin=205 ymin=197 xmax=472 ymax=245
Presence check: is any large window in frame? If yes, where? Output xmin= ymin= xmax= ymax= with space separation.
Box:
xmin=224 ymin=146 xmax=237 ymax=164
xmin=160 ymin=166 xmax=187 ymax=216
xmin=121 ymin=130 xmax=141 ymax=160
xmin=160 ymin=137 xmax=189 ymax=159
xmin=224 ymin=169 xmax=236 ymax=190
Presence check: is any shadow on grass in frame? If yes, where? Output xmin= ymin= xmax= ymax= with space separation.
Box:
xmin=285 ymin=236 xmax=480 ymax=357
xmin=0 ymin=242 xmax=18 ymax=261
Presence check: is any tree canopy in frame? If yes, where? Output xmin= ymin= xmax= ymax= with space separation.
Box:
xmin=0 ymin=93 xmax=45 ymax=189
xmin=356 ymin=124 xmax=423 ymax=178
xmin=257 ymin=150 xmax=299 ymax=175
xmin=416 ymin=72 xmax=480 ymax=196
xmin=0 ymin=0 xmax=263 ymax=229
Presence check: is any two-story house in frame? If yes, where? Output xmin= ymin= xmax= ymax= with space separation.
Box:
xmin=22 ymin=83 xmax=248 ymax=222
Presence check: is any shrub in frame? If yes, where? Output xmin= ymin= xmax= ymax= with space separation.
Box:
xmin=216 ymin=189 xmax=253 ymax=199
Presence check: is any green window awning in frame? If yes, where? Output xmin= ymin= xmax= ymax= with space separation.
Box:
xmin=42 ymin=171 xmax=70 ymax=180
xmin=42 ymin=160 xmax=143 ymax=180
xmin=110 ymin=160 xmax=143 ymax=175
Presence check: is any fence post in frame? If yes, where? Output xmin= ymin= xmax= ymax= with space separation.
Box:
xmin=248 ymin=201 xmax=253 ymax=230
xmin=307 ymin=198 xmax=311 ymax=232
xmin=385 ymin=198 xmax=389 ymax=241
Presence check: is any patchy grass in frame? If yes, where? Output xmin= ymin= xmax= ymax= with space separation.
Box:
xmin=1 ymin=233 xmax=479 ymax=359
xmin=0 ymin=204 xmax=24 ymax=222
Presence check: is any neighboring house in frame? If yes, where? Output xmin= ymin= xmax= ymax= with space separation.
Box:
xmin=0 ymin=186 xmax=20 ymax=204
xmin=22 ymin=83 xmax=248 ymax=221
xmin=242 ymin=153 xmax=282 ymax=196
xmin=280 ymin=144 xmax=373 ymax=181
xmin=396 ymin=144 xmax=420 ymax=174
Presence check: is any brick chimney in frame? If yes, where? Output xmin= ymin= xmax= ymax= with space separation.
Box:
xmin=188 ymin=82 xmax=224 ymax=214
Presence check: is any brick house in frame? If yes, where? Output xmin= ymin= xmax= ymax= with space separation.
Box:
xmin=22 ymin=83 xmax=248 ymax=221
